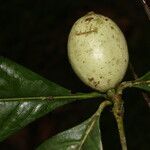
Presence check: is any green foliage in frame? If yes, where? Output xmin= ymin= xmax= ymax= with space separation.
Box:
xmin=37 ymin=116 xmax=101 ymax=150
xmin=132 ymin=72 xmax=150 ymax=92
xmin=37 ymin=101 xmax=111 ymax=150
xmin=0 ymin=57 xmax=149 ymax=149
xmin=0 ymin=57 xmax=75 ymax=141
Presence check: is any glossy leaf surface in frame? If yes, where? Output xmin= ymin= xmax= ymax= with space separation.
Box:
xmin=37 ymin=113 xmax=102 ymax=150
xmin=0 ymin=57 xmax=74 ymax=141
xmin=37 ymin=101 xmax=111 ymax=150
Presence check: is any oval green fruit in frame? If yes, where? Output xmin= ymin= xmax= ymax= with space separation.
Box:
xmin=68 ymin=12 xmax=129 ymax=92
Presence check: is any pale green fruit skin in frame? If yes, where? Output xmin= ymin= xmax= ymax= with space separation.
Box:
xmin=68 ymin=12 xmax=129 ymax=92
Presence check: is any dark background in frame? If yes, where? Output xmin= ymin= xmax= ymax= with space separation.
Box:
xmin=0 ymin=0 xmax=150 ymax=149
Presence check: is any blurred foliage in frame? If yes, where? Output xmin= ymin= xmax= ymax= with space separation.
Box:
xmin=0 ymin=0 xmax=149 ymax=150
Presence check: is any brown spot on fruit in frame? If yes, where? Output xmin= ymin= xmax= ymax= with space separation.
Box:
xmin=111 ymin=26 xmax=114 ymax=29
xmin=88 ymin=77 xmax=94 ymax=82
xmin=93 ymin=81 xmax=100 ymax=87
xmin=85 ymin=17 xmax=94 ymax=22
xmin=76 ymin=28 xmax=98 ymax=36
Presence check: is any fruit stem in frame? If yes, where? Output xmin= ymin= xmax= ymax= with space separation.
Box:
xmin=107 ymin=90 xmax=127 ymax=150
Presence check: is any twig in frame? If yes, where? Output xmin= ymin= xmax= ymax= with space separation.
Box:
xmin=107 ymin=90 xmax=127 ymax=150
xmin=140 ymin=0 xmax=150 ymax=20
xmin=129 ymin=63 xmax=150 ymax=108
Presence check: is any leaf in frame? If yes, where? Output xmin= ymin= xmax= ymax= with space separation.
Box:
xmin=132 ymin=72 xmax=150 ymax=92
xmin=139 ymin=71 xmax=150 ymax=80
xmin=37 ymin=114 xmax=101 ymax=150
xmin=0 ymin=57 xmax=75 ymax=141
xmin=37 ymin=101 xmax=111 ymax=150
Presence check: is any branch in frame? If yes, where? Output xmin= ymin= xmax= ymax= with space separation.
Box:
xmin=129 ymin=63 xmax=150 ymax=108
xmin=140 ymin=0 xmax=150 ymax=20
xmin=107 ymin=90 xmax=127 ymax=150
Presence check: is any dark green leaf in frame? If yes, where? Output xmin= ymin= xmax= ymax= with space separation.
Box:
xmin=139 ymin=71 xmax=150 ymax=80
xmin=0 ymin=57 xmax=74 ymax=141
xmin=37 ymin=114 xmax=102 ymax=150
xmin=132 ymin=72 xmax=150 ymax=92
xmin=37 ymin=100 xmax=111 ymax=150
